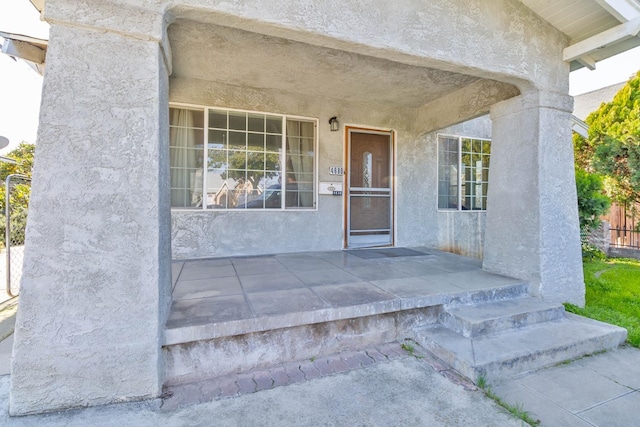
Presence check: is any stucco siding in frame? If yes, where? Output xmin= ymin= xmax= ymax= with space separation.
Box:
xmin=169 ymin=77 xmax=413 ymax=258
xmin=170 ymin=75 xmax=494 ymax=259
xmin=397 ymin=117 xmax=491 ymax=258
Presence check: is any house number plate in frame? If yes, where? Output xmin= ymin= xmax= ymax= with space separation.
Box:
xmin=329 ymin=167 xmax=344 ymax=175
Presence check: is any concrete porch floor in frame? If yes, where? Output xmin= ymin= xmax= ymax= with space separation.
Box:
xmin=166 ymin=247 xmax=527 ymax=345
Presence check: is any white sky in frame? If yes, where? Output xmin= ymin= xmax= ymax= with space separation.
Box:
xmin=569 ymin=46 xmax=640 ymax=96
xmin=0 ymin=0 xmax=48 ymax=153
xmin=0 ymin=0 xmax=639 ymax=154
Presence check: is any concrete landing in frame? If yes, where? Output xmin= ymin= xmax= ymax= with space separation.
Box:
xmin=412 ymin=297 xmax=627 ymax=382
xmin=165 ymin=248 xmax=530 ymax=386
xmin=166 ymin=248 xmax=524 ymax=345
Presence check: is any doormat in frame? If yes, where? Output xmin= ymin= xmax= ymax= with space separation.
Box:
xmin=344 ymin=248 xmax=428 ymax=259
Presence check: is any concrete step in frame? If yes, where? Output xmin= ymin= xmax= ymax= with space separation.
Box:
xmin=163 ymin=281 xmax=531 ymax=386
xmin=410 ymin=313 xmax=627 ymax=383
xmin=441 ymin=296 xmax=565 ymax=338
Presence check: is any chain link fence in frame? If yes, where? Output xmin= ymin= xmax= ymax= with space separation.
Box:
xmin=1 ymin=174 xmax=31 ymax=298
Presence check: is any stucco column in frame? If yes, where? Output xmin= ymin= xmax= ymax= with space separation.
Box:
xmin=483 ymin=90 xmax=584 ymax=305
xmin=9 ymin=18 xmax=172 ymax=415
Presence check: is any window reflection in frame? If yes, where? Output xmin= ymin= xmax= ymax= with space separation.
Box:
xmin=170 ymin=107 xmax=315 ymax=210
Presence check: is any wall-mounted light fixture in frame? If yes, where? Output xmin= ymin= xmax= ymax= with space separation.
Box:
xmin=329 ymin=116 xmax=339 ymax=132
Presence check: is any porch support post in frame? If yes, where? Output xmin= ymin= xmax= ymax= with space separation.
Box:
xmin=9 ymin=17 xmax=172 ymax=415
xmin=483 ymin=90 xmax=585 ymax=305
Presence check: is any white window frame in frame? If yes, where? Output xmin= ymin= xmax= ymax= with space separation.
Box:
xmin=436 ymin=133 xmax=491 ymax=212
xmin=170 ymin=102 xmax=318 ymax=211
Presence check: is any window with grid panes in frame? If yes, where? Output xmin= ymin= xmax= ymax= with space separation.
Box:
xmin=437 ymin=134 xmax=490 ymax=211
xmin=169 ymin=106 xmax=316 ymax=210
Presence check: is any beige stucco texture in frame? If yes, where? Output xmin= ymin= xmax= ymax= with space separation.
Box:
xmin=10 ymin=0 xmax=584 ymax=415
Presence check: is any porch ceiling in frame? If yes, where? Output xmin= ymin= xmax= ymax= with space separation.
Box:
xmin=168 ymin=20 xmax=481 ymax=109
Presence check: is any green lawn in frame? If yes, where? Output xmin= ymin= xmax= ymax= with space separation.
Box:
xmin=565 ymin=257 xmax=640 ymax=348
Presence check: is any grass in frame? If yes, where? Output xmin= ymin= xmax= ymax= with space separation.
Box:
xmin=400 ymin=341 xmax=415 ymax=356
xmin=401 ymin=340 xmax=425 ymax=360
xmin=564 ymin=257 xmax=640 ymax=348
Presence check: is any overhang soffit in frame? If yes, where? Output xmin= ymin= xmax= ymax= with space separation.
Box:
xmin=167 ymin=1 xmax=562 ymax=92
xmin=168 ymin=20 xmax=490 ymax=109
xmin=520 ymin=0 xmax=640 ymax=69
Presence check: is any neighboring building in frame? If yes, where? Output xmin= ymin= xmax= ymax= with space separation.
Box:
xmin=573 ymin=82 xmax=628 ymax=122
xmin=7 ymin=0 xmax=640 ymax=416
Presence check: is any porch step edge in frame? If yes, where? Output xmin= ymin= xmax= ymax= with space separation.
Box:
xmin=410 ymin=314 xmax=627 ymax=383
xmin=441 ymin=296 xmax=565 ymax=338
xmin=164 ymin=282 xmax=530 ymax=346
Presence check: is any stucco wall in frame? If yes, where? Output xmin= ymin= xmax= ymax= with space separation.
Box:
xmin=397 ymin=117 xmax=491 ymax=258
xmin=170 ymin=75 xmax=494 ymax=259
xmin=13 ymin=0 xmax=581 ymax=416
xmin=10 ymin=24 xmax=171 ymax=415
xmin=43 ymin=0 xmax=568 ymax=92
xmin=170 ymin=77 xmax=411 ymax=258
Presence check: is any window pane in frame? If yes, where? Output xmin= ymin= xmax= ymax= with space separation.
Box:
xmin=248 ymin=113 xmax=265 ymax=132
xmin=460 ymin=138 xmax=490 ymax=211
xmin=482 ymin=154 xmax=490 ymax=168
xmin=169 ymin=108 xmax=204 ymax=208
xmin=228 ymin=131 xmax=246 ymax=150
xmin=208 ymin=109 xmax=227 ymax=129
xmin=229 ymin=111 xmax=246 ymax=131
xmin=230 ymin=188 xmax=247 ymax=209
xmin=266 ymin=134 xmax=281 ymax=152
xmin=208 ymin=149 xmax=226 ymax=170
xmin=208 ymin=129 xmax=226 ymax=149
xmin=172 ymin=107 xmax=314 ymax=210
xmin=285 ymin=119 xmax=315 ymax=209
xmin=439 ymin=137 xmax=456 ymax=153
xmin=171 ymin=107 xmax=205 ymax=129
xmin=438 ymin=136 xmax=459 ymax=209
xmin=462 ymin=195 xmax=472 ymax=210
xmin=247 ymin=152 xmax=265 ymax=171
xmin=482 ymin=141 xmax=491 ymax=154
xmin=264 ymin=184 xmax=282 ymax=209
xmin=265 ymin=152 xmax=281 ymax=172
xmin=248 ymin=133 xmax=264 ymax=151
xmin=266 ymin=116 xmax=282 ymax=134
xmin=208 ymin=189 xmax=228 ymax=209
xmin=299 ymin=121 xmax=314 ymax=136
xmin=207 ymin=169 xmax=226 ymax=188
xmin=228 ymin=151 xmax=247 ymax=171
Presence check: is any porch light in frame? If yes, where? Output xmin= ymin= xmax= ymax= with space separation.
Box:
xmin=329 ymin=116 xmax=339 ymax=132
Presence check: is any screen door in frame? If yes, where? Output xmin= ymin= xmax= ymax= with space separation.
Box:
xmin=347 ymin=130 xmax=393 ymax=248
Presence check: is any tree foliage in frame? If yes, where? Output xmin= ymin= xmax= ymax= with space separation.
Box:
xmin=581 ymin=71 xmax=640 ymax=204
xmin=575 ymin=167 xmax=610 ymax=231
xmin=0 ymin=142 xmax=35 ymax=248
xmin=0 ymin=142 xmax=34 ymax=181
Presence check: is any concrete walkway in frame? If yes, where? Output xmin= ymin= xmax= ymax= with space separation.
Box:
xmin=0 ymin=346 xmax=523 ymax=427
xmin=0 ymin=251 xmax=638 ymax=425
xmin=492 ymin=345 xmax=640 ymax=427
xmin=0 ymin=332 xmax=638 ymax=425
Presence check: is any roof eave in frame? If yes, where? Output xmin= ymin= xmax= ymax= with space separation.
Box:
xmin=29 ymin=0 xmax=44 ymax=13
xmin=565 ymin=0 xmax=640 ymax=70
xmin=0 ymin=31 xmax=47 ymax=75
